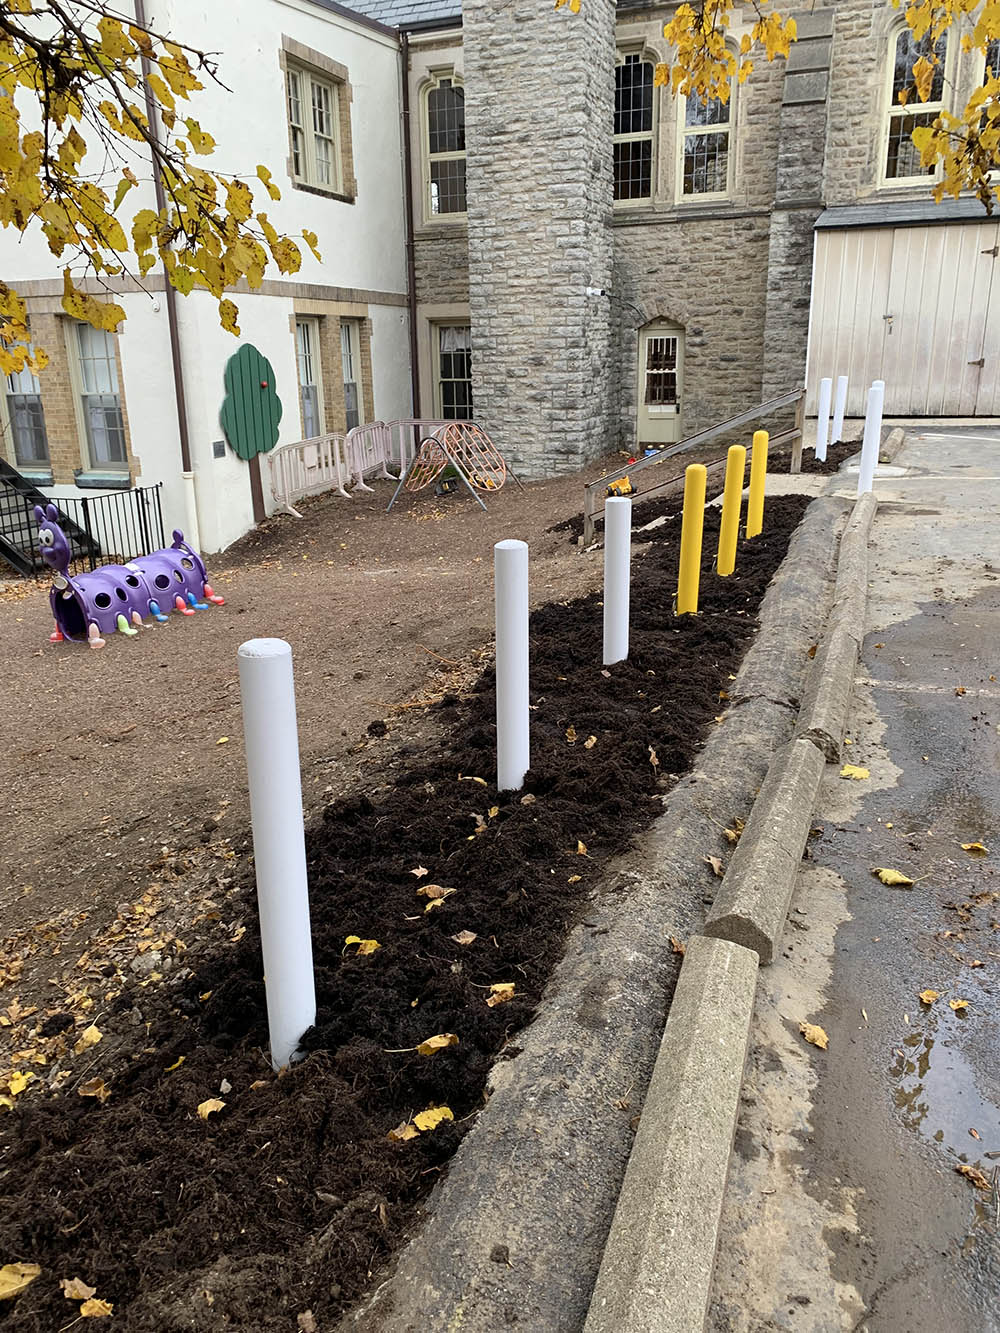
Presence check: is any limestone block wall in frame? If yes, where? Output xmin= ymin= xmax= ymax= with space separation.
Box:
xmin=462 ymin=0 xmax=616 ymax=475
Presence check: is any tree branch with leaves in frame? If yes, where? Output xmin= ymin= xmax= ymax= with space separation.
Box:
xmin=0 ymin=0 xmax=321 ymax=377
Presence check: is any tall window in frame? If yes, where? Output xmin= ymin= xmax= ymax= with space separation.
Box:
xmin=75 ymin=324 xmax=127 ymax=470
xmin=341 ymin=320 xmax=362 ymax=432
xmin=426 ymin=75 xmax=466 ymax=216
xmin=295 ymin=319 xmax=324 ymax=439
xmin=436 ymin=326 xmax=472 ymax=419
xmin=885 ymin=28 xmax=947 ymax=179
xmin=614 ymin=53 xmax=655 ymax=201
xmin=286 ymin=64 xmax=341 ymax=191
xmin=681 ymin=88 xmax=732 ymax=197
xmin=4 ymin=351 xmax=48 ymax=468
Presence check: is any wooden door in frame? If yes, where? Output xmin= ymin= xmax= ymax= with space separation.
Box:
xmin=636 ymin=323 xmax=683 ymax=445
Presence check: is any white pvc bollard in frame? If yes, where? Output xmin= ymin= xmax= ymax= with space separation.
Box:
xmin=831 ymin=374 xmax=848 ymax=443
xmin=857 ymin=382 xmax=885 ymax=496
xmin=815 ymin=377 xmax=832 ymax=462
xmin=603 ymin=496 xmax=632 ymax=666
xmin=237 ymin=638 xmax=316 ymax=1071
xmin=495 ymin=540 xmax=530 ymax=791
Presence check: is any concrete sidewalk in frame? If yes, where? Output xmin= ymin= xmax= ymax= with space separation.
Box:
xmin=709 ymin=427 xmax=1000 ymax=1331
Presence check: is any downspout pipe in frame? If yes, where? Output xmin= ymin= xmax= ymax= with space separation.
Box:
xmin=134 ymin=0 xmax=201 ymax=551
xmin=401 ymin=31 xmax=421 ymax=417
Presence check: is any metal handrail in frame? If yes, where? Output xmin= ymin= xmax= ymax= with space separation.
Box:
xmin=581 ymin=388 xmax=806 ymax=546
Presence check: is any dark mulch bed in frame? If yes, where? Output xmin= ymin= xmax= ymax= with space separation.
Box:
xmin=552 ymin=439 xmax=858 ymax=543
xmin=0 ymin=496 xmax=810 ymax=1331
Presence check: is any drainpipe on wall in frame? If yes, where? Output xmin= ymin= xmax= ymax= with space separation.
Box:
xmin=134 ymin=0 xmax=202 ymax=552
xmin=400 ymin=32 xmax=421 ymax=417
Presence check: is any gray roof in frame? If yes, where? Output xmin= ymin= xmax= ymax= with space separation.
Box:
xmin=341 ymin=0 xmax=461 ymax=29
xmin=816 ymin=198 xmax=990 ymax=229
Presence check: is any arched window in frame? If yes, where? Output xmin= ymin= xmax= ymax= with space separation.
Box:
xmin=680 ymin=83 xmax=733 ymax=198
xmin=425 ymin=73 xmax=466 ymax=217
xmin=614 ymin=53 xmax=655 ymax=201
xmin=884 ymin=27 xmax=948 ymax=180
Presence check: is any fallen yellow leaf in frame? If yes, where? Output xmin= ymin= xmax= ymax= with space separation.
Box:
xmin=0 ymin=1262 xmax=41 ymax=1301
xmin=576 ymin=840 xmax=588 ymax=856
xmin=840 ymin=765 xmax=870 ymax=780
xmin=955 ymin=685 xmax=967 ymax=696
xmin=80 ymin=1297 xmax=113 ymax=1317
xmin=416 ymin=883 xmax=453 ymax=900
xmin=387 ymin=1120 xmax=419 ymax=1142
xmin=874 ymin=867 xmax=914 ymax=887
xmin=584 ymin=735 xmax=597 ymax=749
xmin=955 ymin=1163 xmax=991 ymax=1191
xmin=60 ymin=1277 xmax=97 ymax=1301
xmin=216 ymin=736 xmax=229 ymax=745
xmin=7 ymin=1071 xmax=32 ymax=1096
xmin=344 ymin=935 xmax=380 ymax=955
xmin=488 ymin=806 xmax=500 ymax=818
xmin=485 ymin=982 xmax=515 ymax=1007
xmin=78 ymin=1078 xmax=111 ymax=1104
xmin=648 ymin=745 xmax=660 ymax=768
xmin=961 ymin=841 xmax=988 ymax=857
xmin=702 ymin=854 xmax=724 ymax=878
xmin=413 ymin=1105 xmax=454 ymax=1132
xmin=670 ymin=936 xmax=686 ymax=955
xmin=568 ymin=874 xmax=582 ymax=884
xmin=918 ymin=989 xmax=940 ymax=1005
xmin=73 ymin=1024 xmax=102 ymax=1054
xmin=451 ymin=930 xmax=477 ymax=946
xmin=949 ymin=998 xmax=970 ymax=1011
xmin=197 ymin=1098 xmax=225 ymax=1120
xmin=799 ymin=1022 xmax=829 ymax=1050
xmin=416 ymin=1033 xmax=458 ymax=1056
xmin=410 ymin=865 xmax=429 ymax=878
xmin=566 ymin=726 xmax=577 ymax=743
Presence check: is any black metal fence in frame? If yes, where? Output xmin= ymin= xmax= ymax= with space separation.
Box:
xmin=12 ymin=484 xmax=166 ymax=576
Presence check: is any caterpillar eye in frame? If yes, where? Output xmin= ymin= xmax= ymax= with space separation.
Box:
xmin=39 ymin=529 xmax=54 ymax=548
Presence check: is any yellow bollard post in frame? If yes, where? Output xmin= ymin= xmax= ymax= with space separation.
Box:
xmin=746 ymin=429 xmax=769 ymax=539
xmin=677 ymin=463 xmax=707 ymax=615
xmin=716 ymin=444 xmax=747 ymax=576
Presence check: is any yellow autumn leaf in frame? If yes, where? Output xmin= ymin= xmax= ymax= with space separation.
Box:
xmin=73 ymin=1023 xmax=102 ymax=1054
xmin=80 ymin=1297 xmax=114 ymax=1317
xmin=584 ymin=735 xmax=597 ymax=749
xmin=344 ymin=935 xmax=380 ymax=955
xmin=0 ymin=1262 xmax=41 ymax=1301
xmin=7 ymin=1071 xmax=32 ymax=1096
xmin=799 ymin=1022 xmax=829 ymax=1050
xmin=488 ymin=806 xmax=500 ymax=818
xmin=416 ymin=1033 xmax=458 ymax=1056
xmin=576 ymin=840 xmax=588 ymax=855
xmin=961 ymin=841 xmax=988 ymax=856
xmin=874 ymin=867 xmax=914 ymax=887
xmin=840 ymin=765 xmax=870 ymax=780
xmin=485 ymin=982 xmax=516 ymax=1008
xmin=197 ymin=1098 xmax=225 ymax=1120
xmin=949 ymin=998 xmax=970 ymax=1011
xmin=257 ymin=164 xmax=281 ymax=200
xmin=955 ymin=1163 xmax=992 ymax=1190
xmin=387 ymin=1119 xmax=419 ymax=1142
xmin=78 ymin=1078 xmax=111 ymax=1104
xmin=417 ymin=883 xmax=453 ymax=900
xmin=568 ymin=874 xmax=582 ymax=883
xmin=60 ymin=1277 xmax=97 ymax=1301
xmin=164 ymin=1056 xmax=185 ymax=1072
xmin=301 ymin=227 xmax=321 ymax=260
xmin=413 ymin=1105 xmax=454 ymax=1132
xmin=918 ymin=989 xmax=940 ymax=1005
xmin=566 ymin=726 xmax=578 ymax=743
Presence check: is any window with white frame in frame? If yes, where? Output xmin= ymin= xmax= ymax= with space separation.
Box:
xmin=4 ymin=348 xmax=49 ymax=468
xmin=74 ymin=324 xmax=127 ymax=470
xmin=340 ymin=319 xmax=362 ymax=432
xmin=295 ymin=318 xmax=324 ymax=439
xmin=435 ymin=325 xmax=472 ymax=419
xmin=681 ymin=85 xmax=733 ymax=197
xmin=614 ymin=53 xmax=655 ymax=201
xmin=884 ymin=28 xmax=948 ymax=180
xmin=426 ymin=74 xmax=466 ymax=217
xmin=286 ymin=63 xmax=342 ymax=192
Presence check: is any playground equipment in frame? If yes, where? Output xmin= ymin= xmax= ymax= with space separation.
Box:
xmin=387 ymin=422 xmax=521 ymax=512
xmin=35 ymin=503 xmax=224 ymax=648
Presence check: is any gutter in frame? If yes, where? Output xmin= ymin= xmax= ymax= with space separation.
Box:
xmin=400 ymin=32 xmax=421 ymax=416
xmin=134 ymin=0 xmax=202 ymax=552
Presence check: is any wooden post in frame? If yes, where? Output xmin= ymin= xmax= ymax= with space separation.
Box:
xmin=790 ymin=390 xmax=804 ymax=474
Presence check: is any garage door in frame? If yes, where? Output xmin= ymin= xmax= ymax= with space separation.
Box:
xmin=807 ymin=221 xmax=1000 ymax=418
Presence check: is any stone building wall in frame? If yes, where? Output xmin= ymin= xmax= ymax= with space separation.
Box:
xmin=461 ymin=0 xmax=616 ymax=475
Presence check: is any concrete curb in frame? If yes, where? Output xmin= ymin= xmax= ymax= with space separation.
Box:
xmin=583 ymin=936 xmax=758 ymax=1333
xmin=338 ymin=497 xmax=844 ymax=1333
xmin=795 ymin=625 xmax=859 ymax=762
xmin=702 ymin=737 xmax=826 ymax=965
xmin=879 ymin=425 xmax=906 ymax=463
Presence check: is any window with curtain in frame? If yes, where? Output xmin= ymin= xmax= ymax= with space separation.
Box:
xmin=426 ymin=75 xmax=466 ymax=216
xmin=614 ymin=53 xmax=655 ymax=201
xmin=4 ymin=348 xmax=48 ymax=467
xmin=295 ymin=319 xmax=324 ymax=439
xmin=75 ymin=324 xmax=127 ymax=469
xmin=286 ymin=63 xmax=341 ymax=191
xmin=885 ymin=28 xmax=947 ymax=179
xmin=436 ymin=325 xmax=472 ymax=419
xmin=681 ymin=87 xmax=732 ymax=196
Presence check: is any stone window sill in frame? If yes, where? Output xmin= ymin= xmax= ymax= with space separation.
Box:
xmin=73 ymin=470 xmax=131 ymax=490
xmin=290 ymin=179 xmax=356 ymax=205
xmin=19 ymin=468 xmax=53 ymax=486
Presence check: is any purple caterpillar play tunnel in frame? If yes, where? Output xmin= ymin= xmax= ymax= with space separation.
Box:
xmin=35 ymin=505 xmax=224 ymax=646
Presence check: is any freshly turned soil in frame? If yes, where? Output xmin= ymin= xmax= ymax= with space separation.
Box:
xmin=0 ymin=496 xmax=810 ymax=1332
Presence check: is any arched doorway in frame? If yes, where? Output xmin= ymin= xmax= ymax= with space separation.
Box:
xmin=636 ymin=320 xmax=684 ymax=445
